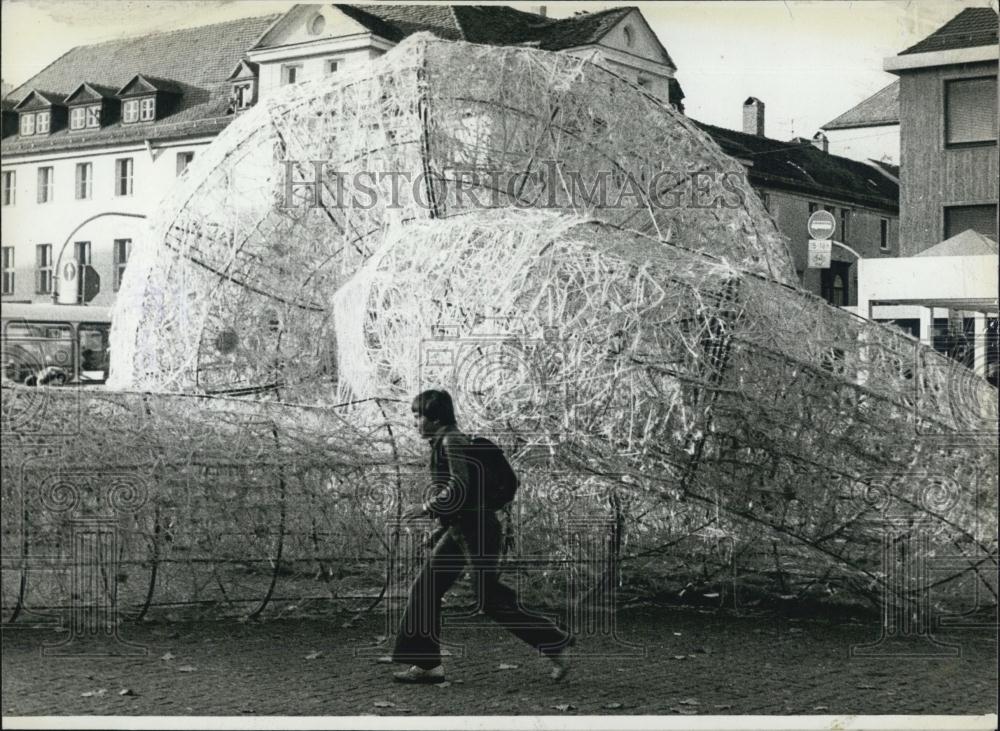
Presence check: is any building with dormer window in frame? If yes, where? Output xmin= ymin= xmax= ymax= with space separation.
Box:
xmin=14 ymin=91 xmax=67 ymax=138
xmin=65 ymin=83 xmax=118 ymax=132
xmin=1 ymin=4 xmax=687 ymax=307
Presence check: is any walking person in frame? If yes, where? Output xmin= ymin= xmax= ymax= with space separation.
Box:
xmin=391 ymin=389 xmax=573 ymax=684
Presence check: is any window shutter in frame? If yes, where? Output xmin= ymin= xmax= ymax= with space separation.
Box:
xmin=946 ymin=77 xmax=998 ymax=145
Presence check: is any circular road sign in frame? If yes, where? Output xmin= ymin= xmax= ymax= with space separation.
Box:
xmin=807 ymin=210 xmax=836 ymax=240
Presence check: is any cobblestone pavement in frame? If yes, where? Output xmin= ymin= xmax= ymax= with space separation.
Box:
xmin=2 ymin=605 xmax=997 ymax=717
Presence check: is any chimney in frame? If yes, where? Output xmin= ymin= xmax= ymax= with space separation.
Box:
xmin=535 ymin=6 xmax=547 ymax=17
xmin=742 ymin=97 xmax=764 ymax=137
xmin=811 ymin=131 xmax=829 ymax=153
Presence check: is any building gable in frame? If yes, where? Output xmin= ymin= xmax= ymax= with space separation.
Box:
xmin=117 ymin=74 xmax=183 ymax=98
xmin=593 ymin=9 xmax=675 ymax=69
xmin=13 ymin=90 xmax=64 ymax=112
xmin=227 ymin=60 xmax=260 ymax=83
xmin=252 ymin=4 xmax=381 ymax=50
xmin=64 ymin=82 xmax=117 ymax=105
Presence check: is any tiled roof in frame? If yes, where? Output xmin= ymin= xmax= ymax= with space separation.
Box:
xmin=2 ymin=6 xmax=679 ymax=154
xmin=899 ymin=7 xmax=998 ymax=55
xmin=533 ymin=7 xmax=636 ymax=51
xmin=342 ymin=5 xmax=665 ymax=60
xmin=866 ymin=159 xmax=900 ymax=180
xmin=336 ymin=4 xmax=462 ymax=42
xmin=2 ymin=14 xmax=279 ymax=155
xmin=822 ymin=80 xmax=899 ymax=130
xmin=697 ymin=121 xmax=899 ymax=211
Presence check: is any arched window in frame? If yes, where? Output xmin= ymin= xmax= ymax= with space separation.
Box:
xmin=623 ymin=25 xmax=634 ymax=47
xmin=832 ymin=273 xmax=846 ymax=306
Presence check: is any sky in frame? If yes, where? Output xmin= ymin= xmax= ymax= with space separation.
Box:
xmin=1 ymin=0 xmax=996 ymax=140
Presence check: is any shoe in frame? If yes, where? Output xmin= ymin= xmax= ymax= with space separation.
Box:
xmin=392 ymin=664 xmax=446 ymax=684
xmin=548 ymin=637 xmax=574 ymax=681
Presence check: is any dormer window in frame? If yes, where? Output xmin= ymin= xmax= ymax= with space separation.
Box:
xmin=232 ymin=82 xmax=254 ymax=111
xmin=69 ymin=105 xmax=101 ymax=130
xmin=226 ymin=60 xmax=259 ymax=114
xmin=14 ymin=90 xmax=66 ymax=137
xmin=64 ymin=84 xmax=115 ymax=132
xmin=20 ymin=113 xmax=35 ymax=136
xmin=140 ymin=97 xmax=155 ymax=121
xmin=123 ymin=96 xmax=155 ymax=124
xmin=123 ymin=100 xmax=139 ymax=123
xmin=116 ymin=75 xmax=181 ymax=125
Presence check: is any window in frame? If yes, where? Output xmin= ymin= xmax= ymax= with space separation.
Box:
xmin=74 ymin=241 xmax=91 ymax=267
xmin=20 ymin=113 xmax=35 ymax=136
xmin=79 ymin=324 xmax=111 ymax=382
xmin=808 ymin=202 xmax=818 ymax=214
xmin=282 ymin=64 xmax=302 ymax=85
xmin=86 ymin=105 xmax=102 ymax=128
xmin=839 ymin=208 xmax=849 ymax=243
xmin=944 ymin=204 xmax=998 ymax=240
xmin=37 ymin=166 xmax=53 ymax=204
xmin=139 ymin=97 xmax=156 ymax=121
xmin=115 ymin=158 xmax=133 ymax=196
xmin=36 ymin=111 xmax=50 ymax=134
xmin=326 ymin=59 xmax=340 ymax=75
xmin=879 ymin=218 xmax=890 ymax=251
xmin=176 ymin=151 xmax=195 ymax=177
xmin=2 ymin=171 xmax=14 ymax=206
xmin=75 ymin=162 xmax=92 ymax=200
xmin=36 ymin=244 xmax=53 ymax=294
xmin=113 ymin=238 xmax=132 ymax=291
xmin=945 ymin=77 xmax=998 ymax=146
xmin=1 ymin=247 xmax=13 ymax=295
xmin=232 ymin=82 xmax=254 ymax=110
xmin=70 ymin=106 xmax=86 ymax=130
xmin=623 ymin=25 xmax=634 ymax=47
xmin=122 ymin=99 xmax=139 ymax=124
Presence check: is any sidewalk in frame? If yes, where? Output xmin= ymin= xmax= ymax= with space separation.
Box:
xmin=2 ymin=605 xmax=996 ymax=716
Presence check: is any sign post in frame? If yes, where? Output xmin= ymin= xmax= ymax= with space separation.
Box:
xmin=808 ymin=239 xmax=832 ymax=269
xmin=806 ymin=210 xmax=836 ymax=269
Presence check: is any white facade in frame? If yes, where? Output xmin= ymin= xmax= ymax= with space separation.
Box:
xmin=1 ymin=138 xmax=211 ymax=307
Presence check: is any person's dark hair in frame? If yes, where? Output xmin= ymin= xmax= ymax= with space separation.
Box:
xmin=412 ymin=389 xmax=457 ymax=426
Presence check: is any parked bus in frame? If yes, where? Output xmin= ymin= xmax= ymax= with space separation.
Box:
xmin=1 ymin=302 xmax=112 ymax=386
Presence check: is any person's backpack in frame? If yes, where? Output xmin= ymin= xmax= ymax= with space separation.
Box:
xmin=470 ymin=436 xmax=519 ymax=510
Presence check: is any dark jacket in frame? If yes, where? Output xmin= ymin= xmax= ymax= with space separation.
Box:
xmin=423 ymin=425 xmax=483 ymax=527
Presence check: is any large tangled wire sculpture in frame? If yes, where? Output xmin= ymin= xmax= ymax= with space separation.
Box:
xmin=2 ymin=35 xmax=996 ymax=622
